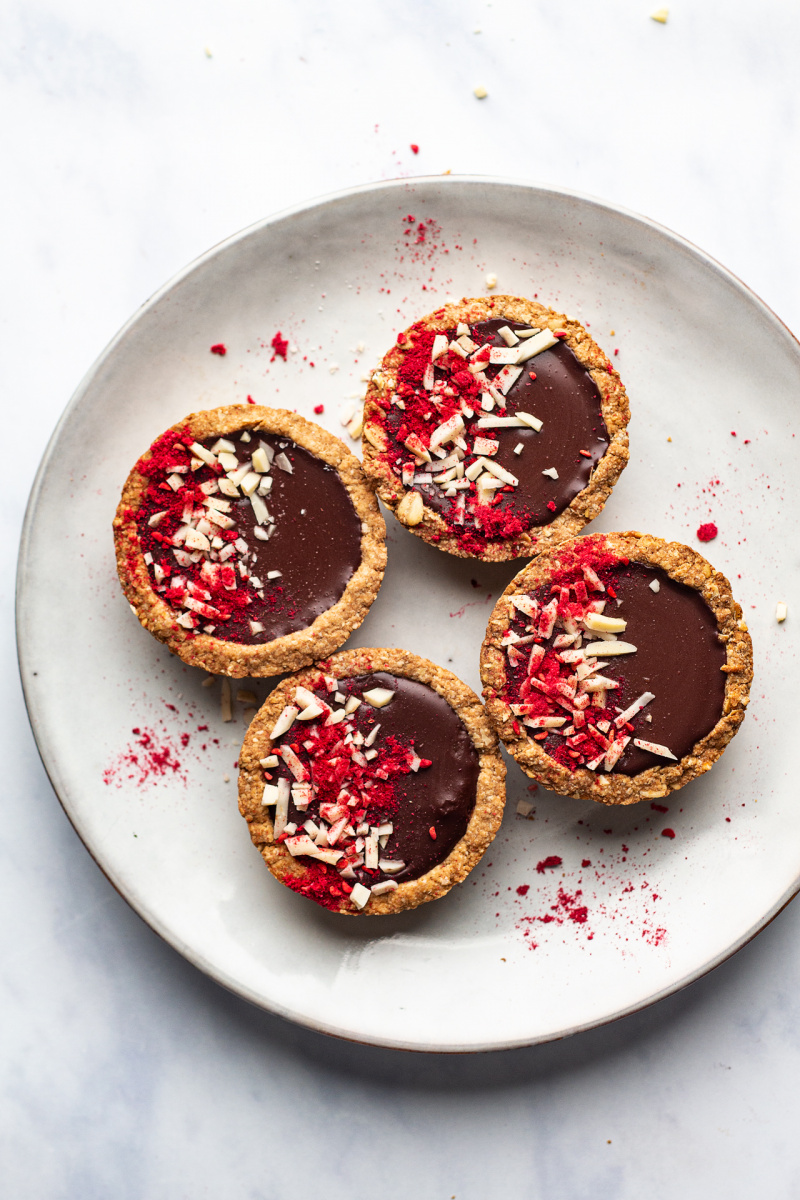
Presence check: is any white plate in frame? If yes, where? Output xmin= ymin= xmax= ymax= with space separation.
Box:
xmin=17 ymin=178 xmax=799 ymax=1052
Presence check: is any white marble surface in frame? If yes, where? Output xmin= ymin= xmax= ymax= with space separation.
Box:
xmin=4 ymin=0 xmax=800 ymax=1194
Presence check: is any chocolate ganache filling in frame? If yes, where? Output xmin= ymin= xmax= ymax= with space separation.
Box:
xmin=268 ymin=672 xmax=480 ymax=887
xmin=504 ymin=563 xmax=726 ymax=775
xmin=135 ymin=427 xmax=363 ymax=643
xmin=379 ymin=318 xmax=609 ymax=544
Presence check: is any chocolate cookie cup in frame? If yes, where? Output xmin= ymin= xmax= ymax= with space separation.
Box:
xmin=480 ymin=532 xmax=753 ymax=806
xmin=362 ymin=296 xmax=629 ymax=561
xmin=238 ymin=648 xmax=506 ymax=914
xmin=114 ymin=406 xmax=386 ymax=677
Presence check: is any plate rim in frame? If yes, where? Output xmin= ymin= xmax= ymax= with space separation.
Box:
xmin=16 ymin=173 xmax=800 ymax=1053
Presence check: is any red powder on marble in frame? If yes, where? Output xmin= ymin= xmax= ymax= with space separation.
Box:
xmin=210 ymin=343 xmax=227 ymax=356
xmin=410 ymin=143 xmax=419 ymax=154
xmin=516 ymin=884 xmax=530 ymax=896
xmin=697 ymin=522 xmax=718 ymax=542
xmin=661 ymin=828 xmax=676 ymax=839
xmin=313 ymin=404 xmax=324 ymax=414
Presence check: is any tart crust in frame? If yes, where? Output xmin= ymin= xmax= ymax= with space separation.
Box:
xmin=480 ymin=532 xmax=753 ymax=806
xmin=113 ymin=405 xmax=386 ymax=677
xmin=238 ymin=648 xmax=507 ymax=914
xmin=362 ymin=295 xmax=630 ymax=561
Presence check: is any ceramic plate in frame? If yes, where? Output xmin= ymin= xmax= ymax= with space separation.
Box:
xmin=17 ymin=178 xmax=798 ymax=1051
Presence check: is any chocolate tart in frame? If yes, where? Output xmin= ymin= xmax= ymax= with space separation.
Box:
xmin=362 ymin=296 xmax=629 ymax=561
xmin=113 ymin=406 xmax=386 ymax=677
xmin=237 ymin=648 xmax=506 ymax=914
xmin=480 ymin=532 xmax=753 ymax=806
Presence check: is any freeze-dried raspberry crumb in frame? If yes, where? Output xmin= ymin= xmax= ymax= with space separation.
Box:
xmin=313 ymin=404 xmax=324 ymax=414
xmin=536 ymin=855 xmax=563 ymax=873
xmin=697 ymin=522 xmax=718 ymax=542
xmin=271 ymin=332 xmax=289 ymax=360
xmin=210 ymin=343 xmax=227 ymax=356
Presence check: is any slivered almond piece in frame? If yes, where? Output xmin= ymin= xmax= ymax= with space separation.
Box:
xmin=478 ymin=457 xmax=518 ymax=487
xmin=489 ymin=346 xmax=519 ymax=365
xmin=270 ymin=704 xmax=299 ymax=739
xmin=583 ymin=640 xmax=637 ymax=658
xmin=583 ymin=612 xmax=627 ymax=634
xmin=431 ymin=333 xmax=449 ymax=361
xmin=614 ymin=692 xmax=655 ymax=728
xmin=349 ymin=882 xmax=371 ymax=909
xmin=429 ymin=414 xmax=465 ymax=451
xmin=246 ymin=492 xmax=267 ymax=525
xmin=497 ymin=325 xmax=520 ymax=346
xmin=363 ymin=687 xmax=395 ymax=708
xmin=190 ymin=442 xmax=218 ymax=466
xmin=494 ymin=365 xmax=523 ymax=395
xmin=633 ymin=737 xmax=677 ymax=760
xmin=514 ymin=328 xmax=558 ymax=363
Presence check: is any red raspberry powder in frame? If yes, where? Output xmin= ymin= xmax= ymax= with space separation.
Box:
xmin=271 ymin=332 xmax=289 ymax=360
xmin=697 ymin=522 xmax=718 ymax=542
xmin=210 ymin=343 xmax=227 ymax=356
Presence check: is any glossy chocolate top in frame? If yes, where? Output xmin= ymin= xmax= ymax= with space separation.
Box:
xmin=136 ymin=428 xmax=363 ymax=643
xmin=504 ymin=562 xmax=726 ymax=775
xmin=379 ymin=317 xmax=609 ymax=546
xmin=275 ymin=671 xmax=480 ymax=887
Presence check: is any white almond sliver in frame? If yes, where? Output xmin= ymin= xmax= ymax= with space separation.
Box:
xmin=478 ymin=457 xmax=518 ymax=487
xmin=147 ymin=510 xmax=168 ymax=528
xmin=542 ymin=467 xmax=559 ymax=479
xmin=633 ymin=738 xmax=678 ymax=761
xmin=776 ymin=601 xmax=788 ymax=622
xmin=583 ymin=612 xmax=627 ymax=634
xmin=166 ymin=474 xmax=184 ymax=491
xmin=344 ymin=695 xmax=361 ymax=715
xmin=251 ymin=447 xmax=271 ymax=473
xmin=497 ymin=325 xmax=520 ymax=346
xmin=523 ymin=717 xmax=567 ymax=729
xmin=489 ymin=346 xmax=519 ymax=364
xmin=514 ymin=329 xmax=558 ymax=364
xmin=614 ymin=692 xmax=656 ymax=728
xmin=275 ymin=452 xmax=293 ymax=473
xmin=494 ymin=365 xmax=523 ymax=395
xmin=378 ymin=859 xmax=406 ymax=874
xmin=190 ymin=442 xmax=218 ymax=466
xmin=516 ymin=412 xmax=543 ymax=432
xmin=431 ymin=334 xmax=449 ymax=361
xmin=261 ymin=784 xmax=279 ymax=806
xmin=349 ymin=882 xmax=371 ymax=909
xmin=583 ymin=641 xmax=637 ymax=657
xmin=239 ymin=472 xmax=261 ymax=496
xmin=429 ymin=414 xmax=465 ymax=451
xmin=371 ymin=880 xmax=399 ymax=895
xmin=649 ymin=579 xmax=661 ymax=593
xmin=273 ymin=778 xmax=291 ymax=837
xmin=269 ymin=704 xmax=299 ymax=739
xmin=363 ymin=687 xmax=395 ymax=708
xmin=250 ymin=493 xmax=269 ymax=525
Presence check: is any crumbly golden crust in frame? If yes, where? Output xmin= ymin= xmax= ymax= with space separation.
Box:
xmin=113 ymin=406 xmax=386 ymax=677
xmin=361 ymin=296 xmax=630 ymax=561
xmin=480 ymin=532 xmax=753 ymax=806
xmin=238 ymin=648 xmax=507 ymax=914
